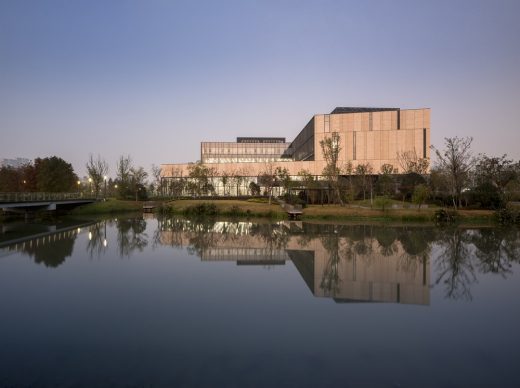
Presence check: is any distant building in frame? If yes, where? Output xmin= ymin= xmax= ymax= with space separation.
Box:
xmin=161 ymin=107 xmax=430 ymax=195
xmin=0 ymin=158 xmax=31 ymax=168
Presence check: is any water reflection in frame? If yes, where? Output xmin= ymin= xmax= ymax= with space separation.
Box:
xmin=158 ymin=219 xmax=520 ymax=304
xmin=116 ymin=217 xmax=148 ymax=257
xmin=159 ymin=220 xmax=434 ymax=304
xmin=434 ymin=227 xmax=520 ymax=300
xmin=2 ymin=216 xmax=519 ymax=304
xmin=20 ymin=231 xmax=76 ymax=267
xmin=86 ymin=220 xmax=109 ymax=258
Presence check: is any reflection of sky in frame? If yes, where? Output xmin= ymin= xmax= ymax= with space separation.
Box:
xmin=2 ymin=1 xmax=520 ymax=175
xmin=0 ymin=219 xmax=519 ymax=386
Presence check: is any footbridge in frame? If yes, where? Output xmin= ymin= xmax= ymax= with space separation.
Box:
xmin=0 ymin=192 xmax=96 ymax=215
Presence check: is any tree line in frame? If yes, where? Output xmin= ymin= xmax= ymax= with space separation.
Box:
xmin=317 ymin=134 xmax=520 ymax=210
xmin=2 ymin=136 xmax=519 ymax=209
xmin=0 ymin=154 xmax=163 ymax=201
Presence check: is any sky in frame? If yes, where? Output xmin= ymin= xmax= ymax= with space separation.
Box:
xmin=1 ymin=0 xmax=519 ymax=177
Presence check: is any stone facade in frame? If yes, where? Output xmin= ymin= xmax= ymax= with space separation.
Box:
xmin=160 ymin=107 xmax=430 ymax=194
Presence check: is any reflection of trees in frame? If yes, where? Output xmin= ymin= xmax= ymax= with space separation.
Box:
xmin=185 ymin=220 xmax=219 ymax=257
xmin=319 ymin=233 xmax=342 ymax=296
xmin=86 ymin=221 xmax=107 ymax=258
xmin=470 ymin=228 xmax=520 ymax=277
xmin=250 ymin=223 xmax=289 ymax=251
xmin=25 ymin=234 xmax=76 ymax=268
xmin=116 ymin=217 xmax=148 ymax=257
xmin=375 ymin=227 xmax=398 ymax=256
xmin=397 ymin=228 xmax=435 ymax=274
xmin=435 ymin=228 xmax=476 ymax=301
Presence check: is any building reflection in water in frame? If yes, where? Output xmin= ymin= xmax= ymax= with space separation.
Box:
xmin=2 ymin=216 xmax=518 ymax=304
xmin=159 ymin=219 xmax=434 ymax=306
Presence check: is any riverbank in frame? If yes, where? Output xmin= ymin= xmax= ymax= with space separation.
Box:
xmin=160 ymin=199 xmax=286 ymax=218
xmin=302 ymin=204 xmax=495 ymax=224
xmin=63 ymin=198 xmax=499 ymax=224
xmin=160 ymin=199 xmax=497 ymax=224
xmin=69 ymin=199 xmax=143 ymax=215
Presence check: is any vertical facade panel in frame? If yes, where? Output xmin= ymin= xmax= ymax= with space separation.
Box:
xmin=361 ymin=113 xmax=370 ymax=131
xmin=372 ymin=112 xmax=381 ymax=131
xmin=414 ymin=110 xmax=423 ymax=129
xmin=366 ymin=132 xmax=375 ymax=160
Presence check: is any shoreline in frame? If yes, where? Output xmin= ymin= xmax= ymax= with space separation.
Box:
xmin=1 ymin=198 xmax=504 ymax=226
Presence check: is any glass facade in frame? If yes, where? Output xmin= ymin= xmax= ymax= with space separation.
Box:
xmin=201 ymin=141 xmax=291 ymax=163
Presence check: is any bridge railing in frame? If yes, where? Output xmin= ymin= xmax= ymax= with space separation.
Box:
xmin=0 ymin=192 xmax=96 ymax=202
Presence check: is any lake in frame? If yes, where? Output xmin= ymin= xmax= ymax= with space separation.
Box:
xmin=1 ymin=215 xmax=519 ymax=387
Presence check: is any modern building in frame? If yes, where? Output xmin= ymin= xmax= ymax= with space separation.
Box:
xmin=161 ymin=107 xmax=430 ymax=195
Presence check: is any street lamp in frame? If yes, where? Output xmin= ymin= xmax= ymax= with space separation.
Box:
xmin=103 ymin=175 xmax=108 ymax=201
xmin=88 ymin=177 xmax=92 ymax=196
xmin=77 ymin=180 xmax=81 ymax=194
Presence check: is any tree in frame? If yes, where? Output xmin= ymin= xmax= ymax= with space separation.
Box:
xmin=297 ymin=169 xmax=315 ymax=188
xmin=412 ymin=184 xmax=430 ymax=210
xmin=0 ymin=166 xmax=21 ymax=192
xmin=166 ymin=167 xmax=185 ymax=198
xmin=399 ymin=172 xmax=426 ymax=201
xmin=474 ymin=154 xmax=516 ymax=202
xmin=249 ymin=181 xmax=261 ymax=196
xmin=86 ymin=154 xmax=109 ymax=198
xmin=220 ymin=172 xmax=230 ymax=196
xmin=397 ymin=149 xmax=429 ymax=174
xmin=431 ymin=137 xmax=475 ymax=208
xmin=258 ymin=162 xmax=277 ymax=204
xmin=355 ymin=163 xmax=373 ymax=201
xmin=230 ymin=168 xmax=247 ymax=196
xmin=275 ymin=167 xmax=291 ymax=196
xmin=187 ymin=162 xmax=214 ymax=196
xmin=169 ymin=177 xmax=186 ymax=198
xmin=297 ymin=169 xmax=316 ymax=203
xmin=320 ymin=132 xmax=343 ymax=205
xmin=378 ymin=163 xmax=396 ymax=196
xmin=343 ymin=161 xmax=356 ymax=202
xmin=151 ymin=164 xmax=163 ymax=196
xmin=34 ymin=156 xmax=78 ymax=192
xmin=469 ymin=182 xmax=503 ymax=209
xmin=130 ymin=166 xmax=148 ymax=201
xmin=116 ymin=155 xmax=133 ymax=199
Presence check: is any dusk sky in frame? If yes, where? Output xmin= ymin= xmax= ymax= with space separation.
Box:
xmin=1 ymin=0 xmax=519 ymax=177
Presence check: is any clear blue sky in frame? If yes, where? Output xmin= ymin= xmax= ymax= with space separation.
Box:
xmin=1 ymin=0 xmax=519 ymax=177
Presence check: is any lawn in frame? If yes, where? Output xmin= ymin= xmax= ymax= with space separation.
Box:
xmin=166 ymin=199 xmax=286 ymax=217
xmin=70 ymin=199 xmax=143 ymax=214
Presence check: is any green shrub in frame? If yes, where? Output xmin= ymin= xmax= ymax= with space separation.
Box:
xmin=374 ymin=195 xmax=392 ymax=211
xmin=183 ymin=203 xmax=218 ymax=216
xmin=433 ymin=209 xmax=458 ymax=224
xmin=495 ymin=208 xmax=520 ymax=225
xmin=469 ymin=182 xmax=504 ymax=209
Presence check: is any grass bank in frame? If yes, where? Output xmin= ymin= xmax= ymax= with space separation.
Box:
xmin=302 ymin=204 xmax=496 ymax=224
xmin=160 ymin=199 xmax=286 ymax=219
xmin=69 ymin=199 xmax=143 ymax=215
xmin=66 ymin=198 xmax=498 ymax=225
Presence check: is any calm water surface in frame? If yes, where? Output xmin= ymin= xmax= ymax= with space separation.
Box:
xmin=1 ymin=216 xmax=519 ymax=387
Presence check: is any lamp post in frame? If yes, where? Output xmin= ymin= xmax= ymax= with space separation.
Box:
xmin=104 ymin=175 xmax=108 ymax=201
xmin=77 ymin=180 xmax=81 ymax=195
xmin=88 ymin=177 xmax=92 ymax=196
